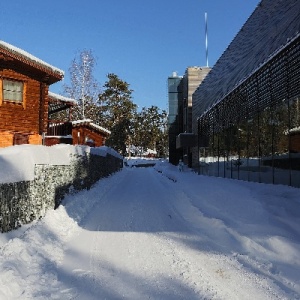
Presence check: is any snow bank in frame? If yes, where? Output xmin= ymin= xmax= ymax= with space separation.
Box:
xmin=0 ymin=144 xmax=122 ymax=184
xmin=124 ymin=157 xmax=160 ymax=168
xmin=154 ymin=159 xmax=185 ymax=182
xmin=0 ymin=174 xmax=121 ymax=299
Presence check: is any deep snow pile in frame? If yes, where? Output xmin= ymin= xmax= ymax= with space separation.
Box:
xmin=0 ymin=144 xmax=122 ymax=184
xmin=0 ymin=159 xmax=299 ymax=299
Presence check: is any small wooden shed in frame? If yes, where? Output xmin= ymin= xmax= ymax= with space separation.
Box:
xmin=45 ymin=92 xmax=76 ymax=146
xmin=290 ymin=127 xmax=300 ymax=153
xmin=72 ymin=119 xmax=111 ymax=147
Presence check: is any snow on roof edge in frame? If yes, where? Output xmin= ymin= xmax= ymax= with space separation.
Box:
xmin=72 ymin=119 xmax=111 ymax=134
xmin=48 ymin=92 xmax=77 ymax=104
xmin=89 ymin=123 xmax=111 ymax=135
xmin=0 ymin=40 xmax=64 ymax=76
xmin=289 ymin=126 xmax=300 ymax=134
xmin=72 ymin=119 xmax=93 ymax=125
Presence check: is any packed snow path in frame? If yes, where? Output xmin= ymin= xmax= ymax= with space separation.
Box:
xmin=1 ymin=161 xmax=300 ymax=299
xmin=62 ymin=167 xmax=243 ymax=300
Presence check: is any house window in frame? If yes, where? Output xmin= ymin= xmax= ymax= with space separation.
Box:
xmin=2 ymin=79 xmax=24 ymax=102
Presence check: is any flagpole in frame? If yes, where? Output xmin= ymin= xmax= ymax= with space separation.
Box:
xmin=205 ymin=12 xmax=209 ymax=67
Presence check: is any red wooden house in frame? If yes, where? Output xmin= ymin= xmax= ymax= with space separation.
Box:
xmin=0 ymin=41 xmax=110 ymax=148
xmin=0 ymin=40 xmax=64 ymax=147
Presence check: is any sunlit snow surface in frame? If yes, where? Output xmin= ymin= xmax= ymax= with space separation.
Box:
xmin=0 ymin=158 xmax=300 ymax=299
xmin=0 ymin=144 xmax=121 ymax=183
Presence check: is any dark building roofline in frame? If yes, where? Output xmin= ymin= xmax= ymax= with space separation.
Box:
xmin=193 ymin=0 xmax=300 ymax=119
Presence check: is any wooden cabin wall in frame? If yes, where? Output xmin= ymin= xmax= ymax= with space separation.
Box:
xmin=0 ymin=68 xmax=49 ymax=147
xmin=291 ymin=134 xmax=300 ymax=153
xmin=72 ymin=127 xmax=107 ymax=147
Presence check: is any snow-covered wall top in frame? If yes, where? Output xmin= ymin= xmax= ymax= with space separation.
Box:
xmin=0 ymin=40 xmax=64 ymax=76
xmin=0 ymin=144 xmax=122 ymax=184
xmin=90 ymin=146 xmax=122 ymax=160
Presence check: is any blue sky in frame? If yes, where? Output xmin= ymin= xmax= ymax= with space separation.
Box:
xmin=0 ymin=0 xmax=259 ymax=111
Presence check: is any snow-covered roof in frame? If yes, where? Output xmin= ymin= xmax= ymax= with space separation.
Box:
xmin=0 ymin=40 xmax=64 ymax=80
xmin=72 ymin=119 xmax=111 ymax=135
xmin=193 ymin=0 xmax=300 ymax=119
xmin=290 ymin=126 xmax=300 ymax=134
xmin=48 ymin=92 xmax=77 ymax=105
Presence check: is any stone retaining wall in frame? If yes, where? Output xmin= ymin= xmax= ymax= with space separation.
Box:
xmin=0 ymin=153 xmax=122 ymax=233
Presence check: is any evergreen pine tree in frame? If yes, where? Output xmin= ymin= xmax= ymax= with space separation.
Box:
xmin=99 ymin=73 xmax=137 ymax=154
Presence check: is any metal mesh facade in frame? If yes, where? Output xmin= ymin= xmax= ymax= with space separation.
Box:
xmin=192 ymin=0 xmax=300 ymax=187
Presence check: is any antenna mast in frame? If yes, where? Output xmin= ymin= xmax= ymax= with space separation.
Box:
xmin=205 ymin=12 xmax=209 ymax=67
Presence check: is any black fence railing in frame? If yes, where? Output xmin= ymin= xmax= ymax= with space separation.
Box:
xmin=47 ymin=121 xmax=72 ymax=136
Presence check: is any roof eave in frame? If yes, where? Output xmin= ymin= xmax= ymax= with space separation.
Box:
xmin=0 ymin=41 xmax=64 ymax=84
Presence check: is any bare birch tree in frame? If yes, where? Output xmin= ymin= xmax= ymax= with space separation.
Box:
xmin=63 ymin=49 xmax=100 ymax=120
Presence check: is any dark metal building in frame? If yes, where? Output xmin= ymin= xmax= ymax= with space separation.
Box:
xmin=168 ymin=72 xmax=183 ymax=165
xmin=192 ymin=0 xmax=300 ymax=187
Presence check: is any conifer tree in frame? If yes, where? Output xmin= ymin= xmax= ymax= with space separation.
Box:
xmin=99 ymin=73 xmax=137 ymax=155
xmin=132 ymin=106 xmax=168 ymax=157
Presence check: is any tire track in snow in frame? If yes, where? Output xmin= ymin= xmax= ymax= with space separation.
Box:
xmin=60 ymin=167 xmax=287 ymax=299
xmin=65 ymin=167 xmax=203 ymax=299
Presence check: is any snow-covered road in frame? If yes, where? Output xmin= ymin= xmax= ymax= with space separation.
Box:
xmin=1 ymin=160 xmax=300 ymax=299
xmin=61 ymin=167 xmax=208 ymax=299
xmin=60 ymin=166 xmax=278 ymax=299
